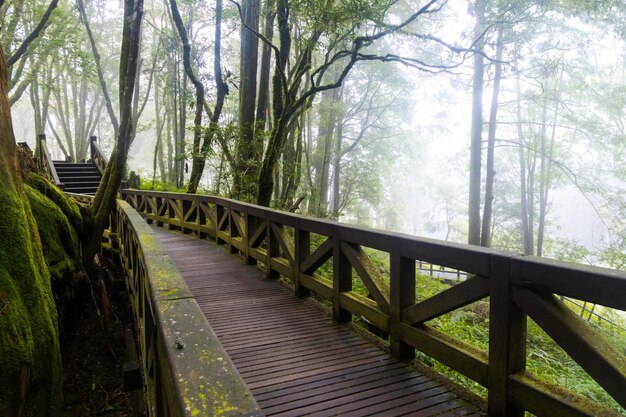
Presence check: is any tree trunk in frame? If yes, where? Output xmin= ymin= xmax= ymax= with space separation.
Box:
xmin=256 ymin=0 xmax=275 ymax=133
xmin=537 ymin=73 xmax=560 ymax=257
xmin=0 ymin=44 xmax=62 ymax=417
xmin=311 ymin=88 xmax=338 ymax=216
xmin=257 ymin=118 xmax=289 ymax=206
xmin=468 ymin=0 xmax=486 ymax=246
xmin=84 ymin=0 xmax=144 ymax=267
xmin=480 ymin=28 xmax=503 ymax=248
xmin=332 ymin=112 xmax=343 ymax=217
xmin=168 ymin=0 xmax=206 ymax=193
xmin=193 ymin=0 xmax=228 ymax=193
xmin=516 ymin=74 xmax=532 ymax=255
xmin=234 ymin=0 xmax=260 ymax=201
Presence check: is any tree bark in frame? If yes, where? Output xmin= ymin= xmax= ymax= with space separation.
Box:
xmin=468 ymin=0 xmax=486 ymax=245
xmin=168 ymin=0 xmax=206 ymax=193
xmin=234 ymin=0 xmax=260 ymax=201
xmin=480 ymin=28 xmax=503 ymax=248
xmin=255 ymin=0 xmax=275 ymax=132
xmin=0 ymin=44 xmax=62 ymax=417
xmin=516 ymin=74 xmax=532 ymax=255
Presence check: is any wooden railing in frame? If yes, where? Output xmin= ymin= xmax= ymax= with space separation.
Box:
xmin=37 ymin=134 xmax=63 ymax=189
xmin=120 ymin=189 xmax=626 ymax=417
xmin=70 ymin=193 xmax=262 ymax=417
xmin=89 ymin=135 xmax=107 ymax=174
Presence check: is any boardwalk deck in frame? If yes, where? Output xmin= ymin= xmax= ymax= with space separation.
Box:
xmin=153 ymin=227 xmax=485 ymax=417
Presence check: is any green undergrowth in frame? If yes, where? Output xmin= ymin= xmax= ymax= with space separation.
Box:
xmin=139 ymin=178 xmax=187 ymax=193
xmin=299 ymin=233 xmax=626 ymax=414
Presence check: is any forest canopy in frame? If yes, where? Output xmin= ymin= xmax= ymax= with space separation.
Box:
xmin=3 ymin=0 xmax=626 ymax=267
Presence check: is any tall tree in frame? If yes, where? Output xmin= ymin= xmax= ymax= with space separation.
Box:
xmin=0 ymin=44 xmax=62 ymax=417
xmin=480 ymin=28 xmax=503 ymax=247
xmin=253 ymin=0 xmax=449 ymax=206
xmin=468 ymin=0 xmax=486 ymax=245
xmin=80 ymin=0 xmax=144 ymax=266
xmin=233 ymin=0 xmax=261 ymax=201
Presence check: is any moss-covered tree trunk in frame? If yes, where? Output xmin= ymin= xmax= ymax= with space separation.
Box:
xmin=0 ymin=46 xmax=62 ymax=416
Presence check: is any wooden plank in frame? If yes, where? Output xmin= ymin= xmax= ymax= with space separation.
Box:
xmin=402 ymin=275 xmax=489 ymax=325
xmin=299 ymin=273 xmax=332 ymax=300
xmin=250 ymin=358 xmax=402 ymax=396
xmin=512 ymin=287 xmax=626 ymax=409
xmin=294 ymin=228 xmax=311 ymax=298
xmin=339 ymin=291 xmax=389 ymax=332
xmin=263 ymin=374 xmax=432 ymax=415
xmin=399 ymin=322 xmax=489 ymax=387
xmin=333 ymin=234 xmax=352 ymax=323
xmin=269 ymin=257 xmax=294 ymax=278
xmin=511 ymin=256 xmax=626 ymax=311
xmin=283 ymin=382 xmax=446 ymax=417
xmin=270 ymin=223 xmax=295 ymax=266
xmin=508 ymin=374 xmax=609 ymax=417
xmin=397 ymin=236 xmax=493 ymax=276
xmin=253 ymin=363 xmax=409 ymax=403
xmin=383 ymin=393 xmax=462 ymax=417
xmin=390 ymin=246 xmax=416 ymax=360
xmin=248 ymin=220 xmax=267 ymax=247
xmin=341 ymin=242 xmax=391 ymax=312
xmin=488 ymin=254 xmax=526 ymax=417
xmin=149 ymin=223 xmax=483 ymax=417
xmin=300 ymin=237 xmax=333 ymax=275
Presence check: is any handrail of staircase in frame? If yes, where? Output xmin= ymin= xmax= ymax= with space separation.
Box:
xmin=120 ymin=188 xmax=626 ymax=417
xmin=66 ymin=192 xmax=262 ymax=417
xmin=89 ymin=135 xmax=107 ymax=175
xmin=37 ymin=134 xmax=64 ymax=189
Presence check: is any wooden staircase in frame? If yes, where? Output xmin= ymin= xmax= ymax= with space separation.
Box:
xmin=52 ymin=161 xmax=102 ymax=195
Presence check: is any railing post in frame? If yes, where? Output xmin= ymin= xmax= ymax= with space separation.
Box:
xmin=166 ymin=197 xmax=180 ymax=231
xmin=155 ymin=196 xmax=164 ymax=227
xmin=294 ymin=223 xmax=311 ymax=298
xmin=197 ymin=199 xmax=207 ymax=239
xmin=332 ymin=229 xmax=351 ymax=323
xmin=488 ymin=254 xmax=526 ymax=417
xmin=37 ymin=133 xmax=46 ymax=168
xmin=228 ymin=206 xmax=238 ymax=254
xmin=90 ymin=135 xmax=97 ymax=161
xmin=266 ymin=218 xmax=280 ymax=279
xmin=182 ymin=199 xmax=194 ymax=235
xmin=243 ymin=211 xmax=256 ymax=265
xmin=390 ymin=239 xmax=416 ymax=361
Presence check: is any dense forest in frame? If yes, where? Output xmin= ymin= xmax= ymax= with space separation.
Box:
xmin=1 ymin=0 xmax=626 ymax=415
xmin=5 ymin=0 xmax=626 ymax=266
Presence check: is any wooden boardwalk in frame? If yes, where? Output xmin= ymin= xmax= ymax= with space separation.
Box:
xmin=153 ymin=227 xmax=485 ymax=417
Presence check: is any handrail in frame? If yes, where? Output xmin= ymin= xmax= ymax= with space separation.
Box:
xmin=37 ymin=134 xmax=64 ymax=189
xmin=70 ymin=193 xmax=262 ymax=417
xmin=120 ymin=188 xmax=626 ymax=417
xmin=89 ymin=135 xmax=107 ymax=175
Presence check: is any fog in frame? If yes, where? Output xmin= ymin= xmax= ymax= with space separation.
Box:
xmin=8 ymin=0 xmax=626 ymax=265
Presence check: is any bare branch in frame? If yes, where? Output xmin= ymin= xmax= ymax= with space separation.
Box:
xmin=77 ymin=0 xmax=119 ymax=134
xmin=7 ymin=0 xmax=59 ymax=67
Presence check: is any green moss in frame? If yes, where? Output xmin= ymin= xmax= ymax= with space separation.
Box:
xmin=25 ymin=185 xmax=81 ymax=283
xmin=0 ymin=184 xmax=62 ymax=416
xmin=26 ymin=173 xmax=83 ymax=238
